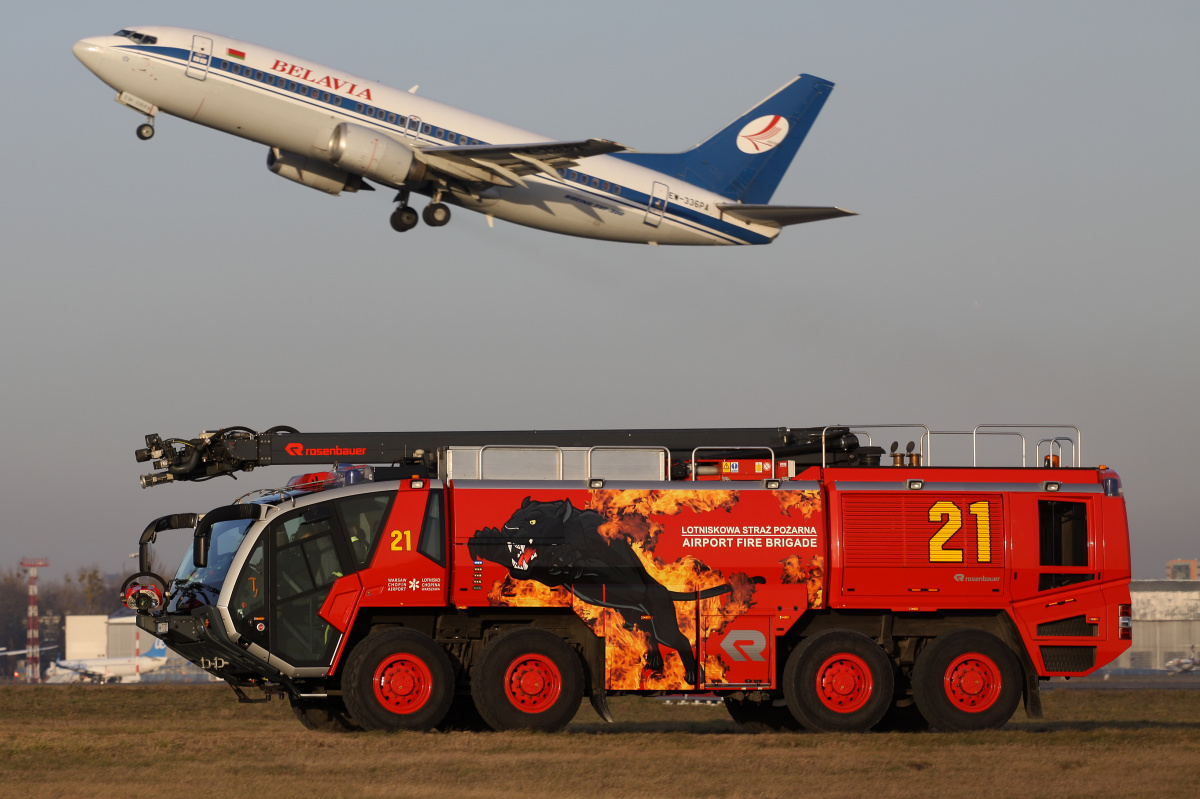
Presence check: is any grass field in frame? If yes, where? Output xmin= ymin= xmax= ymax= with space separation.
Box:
xmin=3 ymin=684 xmax=1199 ymax=798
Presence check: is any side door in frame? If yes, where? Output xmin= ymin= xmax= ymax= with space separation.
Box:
xmin=186 ymin=35 xmax=213 ymax=81
xmin=267 ymin=503 xmax=356 ymax=670
xmin=645 ymin=182 xmax=669 ymax=227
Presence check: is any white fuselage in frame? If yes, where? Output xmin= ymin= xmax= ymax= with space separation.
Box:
xmin=73 ymin=28 xmax=780 ymax=245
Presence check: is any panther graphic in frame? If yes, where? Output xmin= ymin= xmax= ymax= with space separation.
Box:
xmin=468 ymin=497 xmax=730 ymax=685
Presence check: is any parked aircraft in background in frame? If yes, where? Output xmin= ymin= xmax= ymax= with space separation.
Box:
xmin=44 ymin=637 xmax=170 ymax=684
xmin=73 ymin=27 xmax=854 ymax=245
xmin=1166 ymin=646 xmax=1197 ymax=675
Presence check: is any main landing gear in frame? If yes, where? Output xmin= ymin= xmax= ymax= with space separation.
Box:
xmin=390 ymin=190 xmax=451 ymax=233
xmin=136 ymin=120 xmax=155 ymax=140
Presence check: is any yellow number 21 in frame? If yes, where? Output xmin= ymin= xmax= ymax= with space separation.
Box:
xmin=927 ymin=501 xmax=992 ymax=563
xmin=390 ymin=529 xmax=412 ymax=551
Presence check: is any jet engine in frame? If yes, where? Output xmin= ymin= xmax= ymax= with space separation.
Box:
xmin=266 ymin=148 xmax=369 ymax=195
xmin=326 ymin=122 xmax=428 ymax=188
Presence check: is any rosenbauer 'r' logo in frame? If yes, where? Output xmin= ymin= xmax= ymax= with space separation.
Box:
xmin=282 ymin=442 xmax=368 ymax=457
xmin=737 ymin=115 xmax=789 ymax=154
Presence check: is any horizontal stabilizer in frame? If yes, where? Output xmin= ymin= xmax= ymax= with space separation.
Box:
xmin=717 ymin=204 xmax=856 ymax=228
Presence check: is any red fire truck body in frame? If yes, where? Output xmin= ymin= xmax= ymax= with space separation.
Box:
xmin=127 ymin=425 xmax=1132 ymax=733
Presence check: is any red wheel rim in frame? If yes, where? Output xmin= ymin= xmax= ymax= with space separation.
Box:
xmin=373 ymin=653 xmax=433 ymax=714
xmin=504 ymin=654 xmax=562 ymax=714
xmin=943 ymin=652 xmax=1002 ymax=712
xmin=814 ymin=653 xmax=873 ymax=713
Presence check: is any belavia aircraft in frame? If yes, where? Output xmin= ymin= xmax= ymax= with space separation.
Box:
xmin=73 ymin=27 xmax=854 ymax=245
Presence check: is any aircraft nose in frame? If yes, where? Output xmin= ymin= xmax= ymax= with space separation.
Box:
xmin=72 ymin=37 xmax=104 ymax=68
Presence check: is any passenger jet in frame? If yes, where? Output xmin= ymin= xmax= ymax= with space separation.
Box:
xmin=73 ymin=27 xmax=854 ymax=245
xmin=44 ymin=637 xmax=171 ymax=684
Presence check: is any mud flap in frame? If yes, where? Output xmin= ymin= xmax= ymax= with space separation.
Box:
xmin=1023 ymin=673 xmax=1044 ymax=719
xmin=589 ymin=687 xmax=615 ymax=723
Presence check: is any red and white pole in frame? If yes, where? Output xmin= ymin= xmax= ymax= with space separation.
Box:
xmin=20 ymin=558 xmax=49 ymax=684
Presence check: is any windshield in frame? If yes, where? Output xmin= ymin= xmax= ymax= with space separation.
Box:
xmin=166 ymin=518 xmax=255 ymax=613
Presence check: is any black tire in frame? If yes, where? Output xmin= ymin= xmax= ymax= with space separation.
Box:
xmin=390 ymin=206 xmax=419 ymax=232
xmin=471 ymin=627 xmax=584 ymax=732
xmin=289 ymin=695 xmax=361 ymax=732
xmin=912 ymin=630 xmax=1022 ymax=732
xmin=422 ymin=202 xmax=451 ymax=227
xmin=342 ymin=629 xmax=454 ymax=731
xmin=136 ymin=123 xmax=154 ymax=140
xmin=436 ymin=693 xmax=490 ymax=732
xmin=783 ymin=630 xmax=894 ymax=733
xmin=723 ymin=695 xmax=804 ymax=732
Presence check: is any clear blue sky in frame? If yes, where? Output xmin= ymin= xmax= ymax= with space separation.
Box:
xmin=1 ymin=1 xmax=1196 ymax=581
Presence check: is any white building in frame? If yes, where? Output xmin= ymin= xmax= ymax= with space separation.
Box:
xmin=1107 ymin=580 xmax=1200 ymax=671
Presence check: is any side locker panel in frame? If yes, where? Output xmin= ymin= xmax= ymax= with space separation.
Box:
xmin=835 ymin=492 xmax=1006 ymax=604
xmin=357 ymin=483 xmax=447 ymax=608
xmin=451 ymin=481 xmax=825 ymax=694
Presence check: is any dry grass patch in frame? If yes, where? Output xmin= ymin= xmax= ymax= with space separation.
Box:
xmin=2 ymin=686 xmax=1200 ymax=798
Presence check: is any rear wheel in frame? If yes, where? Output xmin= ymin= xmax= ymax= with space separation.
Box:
xmin=783 ymin=630 xmax=893 ymax=733
xmin=723 ymin=695 xmax=804 ymax=732
xmin=390 ymin=206 xmax=419 ymax=232
xmin=912 ymin=630 xmax=1022 ymax=731
xmin=342 ymin=628 xmax=454 ymax=731
xmin=472 ymin=627 xmax=583 ymax=732
xmin=422 ymin=202 xmax=451 ymax=227
xmin=289 ymin=695 xmax=361 ymax=732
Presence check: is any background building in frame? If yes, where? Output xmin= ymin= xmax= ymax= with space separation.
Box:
xmin=1167 ymin=560 xmax=1200 ymax=580
xmin=1108 ymin=580 xmax=1200 ymax=672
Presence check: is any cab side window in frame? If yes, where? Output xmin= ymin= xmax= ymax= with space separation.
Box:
xmin=1038 ymin=500 xmax=1093 ymax=590
xmin=335 ymin=493 xmax=393 ymax=568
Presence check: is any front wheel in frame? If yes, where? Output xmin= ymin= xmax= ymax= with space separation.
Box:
xmin=912 ymin=630 xmax=1022 ymax=731
xmin=472 ymin=627 xmax=583 ymax=731
xmin=783 ymin=630 xmax=894 ymax=733
xmin=136 ymin=123 xmax=154 ymax=140
xmin=342 ymin=628 xmax=454 ymax=731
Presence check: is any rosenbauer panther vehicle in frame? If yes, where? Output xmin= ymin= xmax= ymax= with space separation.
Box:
xmin=123 ymin=423 xmax=1131 ymax=732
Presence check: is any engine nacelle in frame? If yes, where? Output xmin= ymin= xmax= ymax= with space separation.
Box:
xmin=327 ymin=123 xmax=428 ymax=188
xmin=266 ymin=148 xmax=368 ymax=195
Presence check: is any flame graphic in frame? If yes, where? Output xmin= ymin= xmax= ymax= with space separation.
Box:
xmin=781 ymin=554 xmax=825 ymax=609
xmin=485 ymin=489 xmax=757 ymax=690
xmin=774 ymin=489 xmax=821 ymax=518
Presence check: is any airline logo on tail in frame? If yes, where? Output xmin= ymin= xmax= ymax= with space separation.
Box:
xmin=737 ymin=115 xmax=789 ymax=153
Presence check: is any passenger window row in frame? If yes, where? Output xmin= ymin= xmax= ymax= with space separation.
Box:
xmin=559 ymin=169 xmax=623 ymax=196
xmin=217 ymin=59 xmax=344 ymax=108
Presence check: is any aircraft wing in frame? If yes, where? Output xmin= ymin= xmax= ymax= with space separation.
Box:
xmin=416 ymin=138 xmax=627 ymax=188
xmin=717 ymin=204 xmax=857 ymax=228
xmin=0 ymin=648 xmax=30 ymax=657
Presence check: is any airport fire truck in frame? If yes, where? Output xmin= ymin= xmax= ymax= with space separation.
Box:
xmin=123 ymin=423 xmax=1132 ymax=733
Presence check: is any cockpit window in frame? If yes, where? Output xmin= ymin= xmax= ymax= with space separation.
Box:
xmin=113 ymin=29 xmax=157 ymax=45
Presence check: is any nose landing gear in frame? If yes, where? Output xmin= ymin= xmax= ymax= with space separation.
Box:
xmin=136 ymin=121 xmax=155 ymax=140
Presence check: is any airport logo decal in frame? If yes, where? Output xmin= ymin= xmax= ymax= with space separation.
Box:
xmin=737 ymin=115 xmax=789 ymax=154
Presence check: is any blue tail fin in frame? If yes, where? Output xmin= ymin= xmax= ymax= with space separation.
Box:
xmin=612 ymin=75 xmax=834 ymax=204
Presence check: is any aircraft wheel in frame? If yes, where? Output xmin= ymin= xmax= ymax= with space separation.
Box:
xmin=422 ymin=202 xmax=451 ymax=227
xmin=390 ymin=206 xmax=419 ymax=232
xmin=912 ymin=630 xmax=1021 ymax=731
xmin=342 ymin=628 xmax=454 ymax=731
xmin=289 ymin=695 xmax=361 ymax=732
xmin=723 ymin=694 xmax=804 ymax=732
xmin=472 ymin=627 xmax=583 ymax=732
xmin=783 ymin=630 xmax=893 ymax=733
xmin=136 ymin=123 xmax=155 ymax=140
